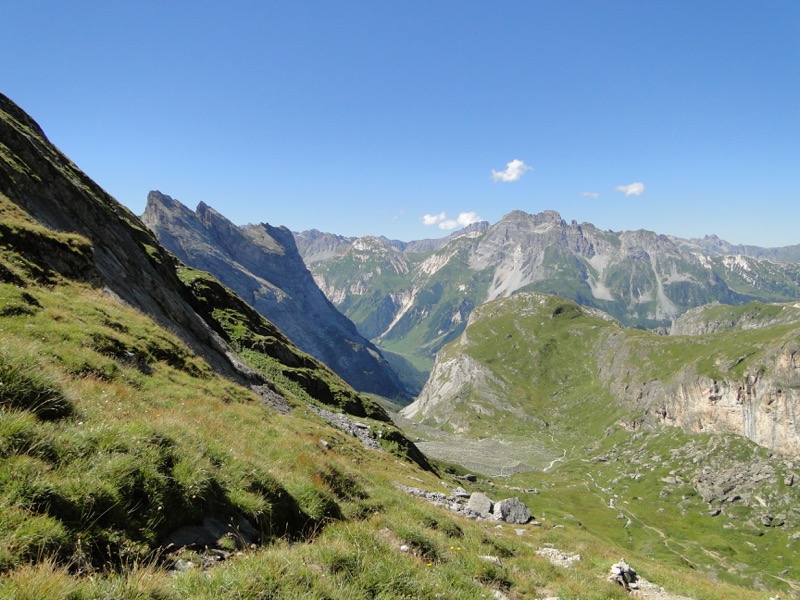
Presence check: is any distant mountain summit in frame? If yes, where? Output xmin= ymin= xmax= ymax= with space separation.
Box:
xmin=297 ymin=209 xmax=800 ymax=366
xmin=142 ymin=192 xmax=408 ymax=399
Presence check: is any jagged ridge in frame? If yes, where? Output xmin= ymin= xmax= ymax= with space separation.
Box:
xmin=142 ymin=192 xmax=408 ymax=400
xmin=298 ymin=210 xmax=800 ymax=367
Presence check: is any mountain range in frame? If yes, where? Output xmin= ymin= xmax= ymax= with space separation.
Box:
xmin=141 ymin=191 xmax=408 ymax=399
xmin=295 ymin=210 xmax=800 ymax=370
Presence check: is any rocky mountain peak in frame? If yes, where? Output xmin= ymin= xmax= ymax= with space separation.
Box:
xmin=142 ymin=195 xmax=409 ymax=399
xmin=146 ymin=190 xmax=187 ymax=213
xmin=500 ymin=209 xmax=564 ymax=227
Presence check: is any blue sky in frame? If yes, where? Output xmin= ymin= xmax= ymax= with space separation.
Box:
xmin=2 ymin=1 xmax=798 ymax=245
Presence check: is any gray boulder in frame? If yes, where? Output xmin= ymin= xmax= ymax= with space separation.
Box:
xmin=467 ymin=492 xmax=493 ymax=517
xmin=492 ymin=497 xmax=531 ymax=524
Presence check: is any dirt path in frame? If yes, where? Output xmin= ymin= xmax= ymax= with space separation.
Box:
xmin=542 ymin=448 xmax=566 ymax=472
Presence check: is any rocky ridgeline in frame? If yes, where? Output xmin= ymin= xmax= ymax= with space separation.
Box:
xmin=142 ymin=192 xmax=407 ymax=399
xmin=297 ymin=209 xmax=800 ymax=364
xmin=670 ymin=301 xmax=800 ymax=335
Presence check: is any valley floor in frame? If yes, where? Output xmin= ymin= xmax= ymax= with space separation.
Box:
xmin=392 ymin=413 xmax=559 ymax=477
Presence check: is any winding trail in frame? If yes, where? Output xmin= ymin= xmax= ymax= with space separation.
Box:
xmin=542 ymin=448 xmax=567 ymax=472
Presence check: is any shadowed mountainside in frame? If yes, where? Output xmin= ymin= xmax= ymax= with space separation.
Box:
xmin=141 ymin=192 xmax=408 ymax=400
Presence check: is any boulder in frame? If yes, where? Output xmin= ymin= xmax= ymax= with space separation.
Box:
xmin=467 ymin=492 xmax=493 ymax=517
xmin=608 ymin=558 xmax=638 ymax=590
xmin=492 ymin=497 xmax=531 ymax=524
xmin=453 ymin=486 xmax=470 ymax=498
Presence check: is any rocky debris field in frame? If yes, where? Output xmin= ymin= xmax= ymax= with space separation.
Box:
xmin=308 ymin=404 xmax=382 ymax=450
xmin=598 ymin=433 xmax=800 ymax=534
xmin=396 ymin=484 xmax=534 ymax=524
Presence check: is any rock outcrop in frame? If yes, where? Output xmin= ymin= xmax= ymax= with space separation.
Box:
xmin=397 ymin=485 xmax=532 ymax=523
xmin=612 ymin=348 xmax=800 ymax=456
xmin=142 ymin=192 xmax=407 ymax=400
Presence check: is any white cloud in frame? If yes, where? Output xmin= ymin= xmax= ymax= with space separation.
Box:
xmin=615 ymin=182 xmax=646 ymax=196
xmin=491 ymin=159 xmax=532 ymax=183
xmin=581 ymin=191 xmax=600 ymax=199
xmin=421 ymin=211 xmax=483 ymax=230
xmin=421 ymin=212 xmax=446 ymax=226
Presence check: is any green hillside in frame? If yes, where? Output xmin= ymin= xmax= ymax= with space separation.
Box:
xmin=402 ymin=292 xmax=800 ymax=592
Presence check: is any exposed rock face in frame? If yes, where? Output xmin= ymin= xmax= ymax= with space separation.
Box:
xmin=617 ymin=354 xmax=800 ymax=456
xmin=605 ymin=302 xmax=800 ymax=455
xmin=0 ymin=94 xmax=251 ymax=383
xmin=399 ymin=352 xmax=513 ymax=431
xmin=141 ymin=192 xmax=407 ymax=399
xmin=298 ymin=209 xmax=800 ymax=363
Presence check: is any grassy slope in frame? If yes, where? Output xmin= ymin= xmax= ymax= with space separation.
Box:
xmin=406 ymin=292 xmax=800 ymax=594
